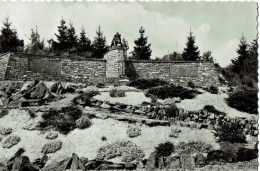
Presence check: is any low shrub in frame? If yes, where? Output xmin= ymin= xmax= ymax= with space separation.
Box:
xmin=147 ymin=85 xmax=199 ymax=100
xmin=127 ymin=78 xmax=168 ymax=90
xmin=39 ymin=106 xmax=83 ymax=134
xmin=176 ymin=141 xmax=213 ymax=154
xmin=109 ymin=89 xmax=126 ymax=97
xmin=127 ymin=126 xmax=141 ymax=138
xmin=0 ymin=127 xmax=12 ymax=135
xmin=28 ymin=110 xmax=36 ymax=118
xmin=101 ymin=136 xmax=107 ymax=141
xmin=96 ymin=83 xmax=106 ymax=88
xmin=208 ymin=85 xmax=219 ymax=94
xmin=73 ymin=91 xmax=99 ymax=106
xmin=154 ymin=142 xmax=174 ymax=167
xmin=202 ymin=105 xmax=226 ymax=115
xmin=187 ymin=80 xmax=195 ymax=88
xmin=214 ymin=122 xmax=246 ymax=143
xmin=165 ymin=104 xmax=178 ymax=118
xmin=76 ymin=115 xmax=91 ymax=129
xmin=41 ymin=141 xmax=62 ymax=154
xmin=45 ymin=132 xmax=58 ymax=140
xmin=0 ymin=109 xmax=9 ymax=118
xmin=3 ymin=135 xmax=20 ymax=148
xmin=96 ymin=140 xmax=145 ymax=162
xmin=226 ymin=88 xmax=258 ymax=114
xmin=169 ymin=127 xmax=181 ymax=138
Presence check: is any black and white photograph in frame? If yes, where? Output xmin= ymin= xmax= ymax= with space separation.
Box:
xmin=0 ymin=1 xmax=258 ymax=170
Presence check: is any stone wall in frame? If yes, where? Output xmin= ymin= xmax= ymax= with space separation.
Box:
xmin=0 ymin=53 xmax=10 ymax=80
xmin=127 ymin=60 xmax=220 ymax=86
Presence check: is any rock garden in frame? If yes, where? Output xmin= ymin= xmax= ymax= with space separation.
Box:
xmin=0 ymin=78 xmax=258 ymax=170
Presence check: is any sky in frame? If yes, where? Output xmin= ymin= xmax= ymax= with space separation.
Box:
xmin=0 ymin=2 xmax=258 ymax=67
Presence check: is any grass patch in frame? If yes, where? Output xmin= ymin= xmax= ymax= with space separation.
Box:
xmin=109 ymin=89 xmax=126 ymax=97
xmin=127 ymin=125 xmax=141 ymax=138
xmin=38 ymin=106 xmax=83 ymax=134
xmin=146 ymin=85 xmax=199 ymax=100
xmin=127 ymin=78 xmax=168 ymax=90
xmin=96 ymin=140 xmax=145 ymax=162
xmin=41 ymin=141 xmax=62 ymax=154
xmin=76 ymin=115 xmax=91 ymax=129
xmin=176 ymin=141 xmax=213 ymax=154
xmin=3 ymin=135 xmax=20 ymax=148
xmin=226 ymin=88 xmax=258 ymax=114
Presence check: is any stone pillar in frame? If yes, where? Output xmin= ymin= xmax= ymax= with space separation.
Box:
xmin=104 ymin=46 xmax=126 ymax=78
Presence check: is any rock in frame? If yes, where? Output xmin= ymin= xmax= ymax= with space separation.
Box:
xmin=97 ymin=164 xmax=124 ymax=170
xmin=146 ymin=151 xmax=156 ymax=169
xmin=100 ymin=103 xmax=110 ymax=109
xmin=41 ymin=141 xmax=62 ymax=154
xmin=158 ymin=156 xmax=164 ymax=169
xmin=0 ymin=127 xmax=12 ymax=135
xmin=134 ymin=110 xmax=145 ymax=115
xmin=179 ymin=154 xmax=195 ymax=170
xmin=32 ymin=155 xmax=48 ymax=169
xmin=195 ymin=153 xmax=206 ymax=166
xmin=184 ymin=117 xmax=190 ymax=122
xmin=85 ymin=161 xmax=96 ymax=170
xmin=165 ymin=154 xmax=181 ymax=169
xmin=43 ymin=158 xmax=70 ymax=171
xmin=125 ymin=162 xmax=136 ymax=170
xmin=3 ymin=135 xmax=20 ymax=148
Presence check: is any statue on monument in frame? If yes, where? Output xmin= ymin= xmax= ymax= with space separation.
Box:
xmin=111 ymin=32 xmax=122 ymax=47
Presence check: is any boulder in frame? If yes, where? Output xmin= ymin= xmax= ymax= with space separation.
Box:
xmin=84 ymin=161 xmax=96 ymax=170
xmin=195 ymin=153 xmax=206 ymax=166
xmin=100 ymin=103 xmax=111 ymax=109
xmin=236 ymin=148 xmax=258 ymax=162
xmin=179 ymin=154 xmax=195 ymax=170
xmin=165 ymin=154 xmax=181 ymax=169
xmin=146 ymin=151 xmax=156 ymax=170
xmin=43 ymin=158 xmax=70 ymax=171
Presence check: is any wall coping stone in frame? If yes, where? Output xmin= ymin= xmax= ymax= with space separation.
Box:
xmin=9 ymin=52 xmax=107 ymax=61
xmin=126 ymin=59 xmax=214 ymax=64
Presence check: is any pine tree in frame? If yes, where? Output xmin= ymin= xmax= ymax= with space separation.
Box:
xmin=182 ymin=30 xmax=200 ymax=61
xmin=92 ymin=26 xmax=108 ymax=58
xmin=67 ymin=21 xmax=78 ymax=51
xmin=0 ymin=17 xmax=24 ymax=53
xmin=231 ymin=35 xmax=249 ymax=75
xmin=25 ymin=26 xmax=44 ymax=54
xmin=201 ymin=51 xmax=214 ymax=62
xmin=77 ymin=27 xmax=92 ymax=54
xmin=52 ymin=18 xmax=69 ymax=52
xmin=132 ymin=27 xmax=152 ymax=60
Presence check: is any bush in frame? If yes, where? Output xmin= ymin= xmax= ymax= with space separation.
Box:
xmin=76 ymin=115 xmax=91 ymax=129
xmin=41 ymin=141 xmax=62 ymax=154
xmin=187 ymin=80 xmax=195 ymax=88
xmin=28 ymin=110 xmax=36 ymax=118
xmin=0 ymin=127 xmax=12 ymax=135
xmin=101 ymin=136 xmax=107 ymax=141
xmin=127 ymin=126 xmax=141 ymax=138
xmin=45 ymin=132 xmax=58 ymax=140
xmin=176 ymin=141 xmax=213 ymax=154
xmin=202 ymin=105 xmax=226 ymax=115
xmin=0 ymin=109 xmax=9 ymax=118
xmin=214 ymin=122 xmax=246 ymax=143
xmin=155 ymin=142 xmax=174 ymax=159
xmin=96 ymin=83 xmax=106 ymax=88
xmin=109 ymin=89 xmax=126 ymax=97
xmin=73 ymin=91 xmax=99 ymax=106
xmin=147 ymin=85 xmax=199 ymax=100
xmin=226 ymin=88 xmax=258 ymax=114
xmin=96 ymin=140 xmax=145 ymax=162
xmin=208 ymin=85 xmax=219 ymax=94
xmin=127 ymin=78 xmax=168 ymax=90
xmin=3 ymin=135 xmax=20 ymax=148
xmin=39 ymin=106 xmax=83 ymax=134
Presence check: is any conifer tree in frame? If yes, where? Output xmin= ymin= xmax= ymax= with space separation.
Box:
xmin=0 ymin=17 xmax=24 ymax=53
xmin=231 ymin=35 xmax=249 ymax=75
xmin=25 ymin=26 xmax=44 ymax=54
xmin=67 ymin=21 xmax=78 ymax=51
xmin=182 ymin=30 xmax=200 ymax=61
xmin=52 ymin=18 xmax=69 ymax=52
xmin=92 ymin=26 xmax=108 ymax=58
xmin=77 ymin=27 xmax=92 ymax=54
xmin=132 ymin=27 xmax=152 ymax=60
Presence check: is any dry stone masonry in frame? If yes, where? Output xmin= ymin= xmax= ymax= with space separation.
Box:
xmin=0 ymin=48 xmax=220 ymax=86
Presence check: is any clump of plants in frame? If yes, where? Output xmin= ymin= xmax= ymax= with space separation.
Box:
xmin=176 ymin=141 xmax=213 ymax=154
xmin=187 ymin=80 xmax=195 ymax=88
xmin=208 ymin=85 xmax=219 ymax=94
xmin=169 ymin=127 xmax=181 ymax=138
xmin=38 ymin=106 xmax=83 ymax=134
xmin=96 ymin=140 xmax=145 ymax=162
xmin=96 ymin=83 xmax=106 ymax=88
xmin=226 ymin=88 xmax=258 ymax=114
xmin=73 ymin=91 xmax=99 ymax=106
xmin=41 ymin=141 xmax=62 ymax=154
xmin=127 ymin=78 xmax=168 ymax=90
xmin=154 ymin=142 xmax=174 ymax=167
xmin=3 ymin=135 xmax=20 ymax=148
xmin=45 ymin=132 xmax=58 ymax=140
xmin=214 ymin=122 xmax=247 ymax=143
xmin=109 ymin=89 xmax=126 ymax=97
xmin=76 ymin=115 xmax=91 ymax=129
xmin=202 ymin=105 xmax=226 ymax=115
xmin=146 ymin=85 xmax=199 ymax=100
xmin=101 ymin=136 xmax=107 ymax=141
xmin=127 ymin=125 xmax=141 ymax=138
xmin=0 ymin=109 xmax=9 ymax=118
xmin=0 ymin=127 xmax=12 ymax=135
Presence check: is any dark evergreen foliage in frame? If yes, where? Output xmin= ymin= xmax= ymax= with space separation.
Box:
xmin=131 ymin=27 xmax=152 ymax=60
xmin=0 ymin=17 xmax=24 ymax=53
xmin=25 ymin=27 xmax=44 ymax=54
xmin=51 ymin=18 xmax=69 ymax=52
xmin=92 ymin=26 xmax=109 ymax=58
xmin=182 ymin=30 xmax=200 ymax=61
xmin=77 ymin=27 xmax=92 ymax=56
xmin=67 ymin=22 xmax=78 ymax=53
